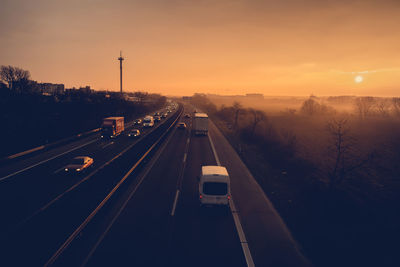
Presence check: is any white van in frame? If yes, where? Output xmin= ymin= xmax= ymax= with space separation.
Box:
xmin=143 ymin=116 xmax=154 ymax=127
xmin=198 ymin=166 xmax=231 ymax=206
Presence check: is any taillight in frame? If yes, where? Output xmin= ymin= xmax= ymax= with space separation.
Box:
xmin=227 ymin=195 xmax=231 ymax=200
xmin=199 ymin=195 xmax=203 ymax=199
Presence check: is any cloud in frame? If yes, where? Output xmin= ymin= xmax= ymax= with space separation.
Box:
xmin=332 ymin=68 xmax=400 ymax=75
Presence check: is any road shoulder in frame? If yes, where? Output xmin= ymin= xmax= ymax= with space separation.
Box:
xmin=208 ymin=119 xmax=311 ymax=267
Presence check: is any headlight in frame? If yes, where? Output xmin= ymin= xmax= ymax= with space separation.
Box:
xmin=76 ymin=168 xmax=81 ymax=171
xmin=65 ymin=168 xmax=68 ymax=171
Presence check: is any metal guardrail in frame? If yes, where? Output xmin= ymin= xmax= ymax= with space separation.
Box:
xmin=45 ymin=105 xmax=183 ymax=266
xmin=1 ymin=109 xmax=168 ymax=163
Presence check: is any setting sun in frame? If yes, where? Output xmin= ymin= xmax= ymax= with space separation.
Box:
xmin=355 ymin=75 xmax=364 ymax=83
xmin=1 ymin=1 xmax=400 ymax=267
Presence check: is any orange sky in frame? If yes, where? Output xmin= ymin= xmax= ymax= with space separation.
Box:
xmin=1 ymin=0 xmax=399 ymax=96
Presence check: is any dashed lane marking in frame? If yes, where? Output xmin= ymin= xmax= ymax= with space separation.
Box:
xmin=101 ymin=141 xmax=114 ymax=149
xmin=170 ymin=190 xmax=180 ymax=216
xmin=53 ymin=167 xmax=66 ymax=174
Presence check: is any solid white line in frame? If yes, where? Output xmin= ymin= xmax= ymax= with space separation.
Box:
xmin=31 ymin=110 xmax=178 ymax=217
xmin=240 ymin=243 xmax=255 ymax=267
xmin=46 ymin=107 xmax=184 ymax=266
xmin=170 ymin=189 xmax=180 ymax=216
xmin=0 ymin=138 xmax=98 ymax=182
xmin=80 ymin=119 xmax=179 ymax=267
xmin=171 ymin=132 xmax=190 ymax=218
xmin=53 ymin=167 xmax=65 ymax=174
xmin=208 ymin=129 xmax=255 ymax=267
xmin=101 ymin=141 xmax=114 ymax=149
xmin=230 ymin=200 xmax=248 ymax=243
xmin=207 ymin=132 xmax=221 ymax=166
xmin=7 ymin=145 xmax=46 ymax=159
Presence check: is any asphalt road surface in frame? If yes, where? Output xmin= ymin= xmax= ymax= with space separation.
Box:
xmin=0 ymin=103 xmax=310 ymax=267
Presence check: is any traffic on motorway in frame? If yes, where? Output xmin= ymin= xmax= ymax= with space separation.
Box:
xmin=0 ymin=101 xmax=309 ymax=267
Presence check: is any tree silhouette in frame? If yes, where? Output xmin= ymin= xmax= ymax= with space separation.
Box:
xmin=354 ymin=97 xmax=375 ymax=119
xmin=0 ymin=65 xmax=31 ymax=92
xmin=392 ymin=97 xmax=400 ymax=117
xmin=133 ymin=91 xmax=148 ymax=103
xmin=232 ymin=101 xmax=242 ymax=129
xmin=300 ymin=98 xmax=319 ymax=116
xmin=249 ymin=108 xmax=266 ymax=134
xmin=326 ymin=118 xmax=373 ymax=190
xmin=375 ymin=99 xmax=390 ymax=117
xmin=0 ymin=81 xmax=7 ymax=92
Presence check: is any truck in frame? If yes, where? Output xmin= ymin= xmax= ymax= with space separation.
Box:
xmin=101 ymin=117 xmax=124 ymax=138
xmin=193 ymin=113 xmax=208 ymax=135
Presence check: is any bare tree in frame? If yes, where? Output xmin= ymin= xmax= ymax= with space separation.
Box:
xmin=190 ymin=93 xmax=217 ymax=114
xmin=300 ymin=97 xmax=334 ymax=116
xmin=0 ymin=65 xmax=15 ymax=89
xmin=354 ymin=97 xmax=375 ymax=119
xmin=326 ymin=119 xmax=351 ymax=189
xmin=0 ymin=81 xmax=7 ymax=91
xmin=326 ymin=118 xmax=373 ymax=189
xmin=300 ymin=98 xmax=319 ymax=116
xmin=375 ymin=99 xmax=390 ymax=117
xmin=392 ymin=97 xmax=400 ymax=117
xmin=0 ymin=65 xmax=31 ymax=91
xmin=232 ymin=101 xmax=242 ymax=129
xmin=249 ymin=108 xmax=266 ymax=134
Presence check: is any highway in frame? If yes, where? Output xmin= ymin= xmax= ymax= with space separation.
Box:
xmin=0 ymin=103 xmax=310 ymax=267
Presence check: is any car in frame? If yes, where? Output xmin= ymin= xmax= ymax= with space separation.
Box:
xmin=65 ymin=156 xmax=94 ymax=173
xmin=143 ymin=116 xmax=155 ymax=127
xmin=134 ymin=119 xmax=142 ymax=125
xmin=154 ymin=112 xmax=161 ymax=116
xmin=161 ymin=113 xmax=167 ymax=118
xmin=178 ymin=122 xmax=186 ymax=129
xmin=128 ymin=129 xmax=140 ymax=138
xmin=154 ymin=116 xmax=161 ymax=122
xmin=185 ymin=114 xmax=191 ymax=118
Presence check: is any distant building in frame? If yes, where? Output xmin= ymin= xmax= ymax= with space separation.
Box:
xmin=182 ymin=96 xmax=192 ymax=100
xmin=246 ymin=93 xmax=264 ymax=99
xmin=39 ymin=83 xmax=65 ymax=95
xmin=79 ymin=86 xmax=92 ymax=94
xmin=64 ymin=86 xmax=93 ymax=94
xmin=124 ymin=95 xmax=141 ymax=102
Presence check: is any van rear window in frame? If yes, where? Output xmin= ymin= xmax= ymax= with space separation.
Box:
xmin=203 ymin=182 xmax=227 ymax=195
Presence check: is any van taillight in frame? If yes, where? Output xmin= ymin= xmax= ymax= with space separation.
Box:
xmin=199 ymin=195 xmax=203 ymax=199
xmin=227 ymin=195 xmax=231 ymax=200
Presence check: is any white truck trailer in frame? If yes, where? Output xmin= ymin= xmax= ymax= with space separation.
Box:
xmin=193 ymin=113 xmax=208 ymax=135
